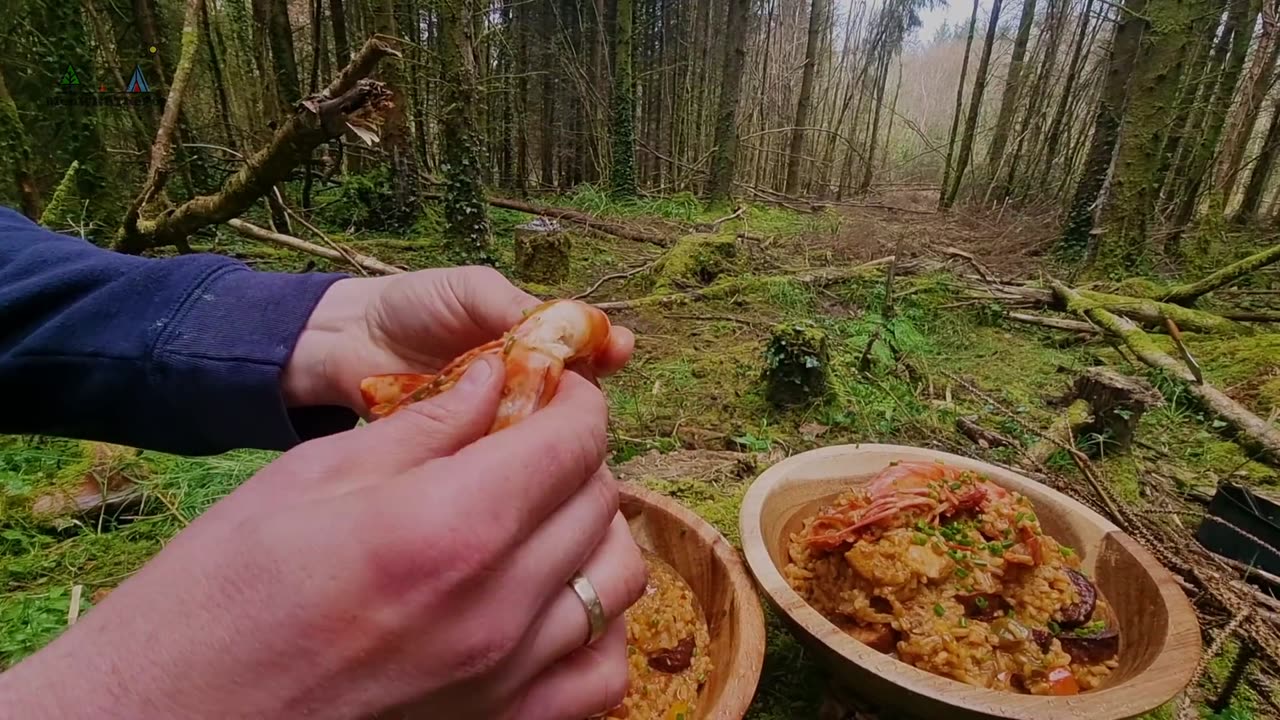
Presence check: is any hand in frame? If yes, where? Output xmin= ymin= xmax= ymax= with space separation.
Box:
xmin=281 ymin=266 xmax=636 ymax=413
xmin=0 ymin=357 xmax=648 ymax=720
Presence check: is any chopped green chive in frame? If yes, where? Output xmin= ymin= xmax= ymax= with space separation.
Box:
xmin=934 ymin=603 xmax=946 ymax=617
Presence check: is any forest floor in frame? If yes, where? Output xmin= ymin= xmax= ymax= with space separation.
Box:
xmin=2 ymin=185 xmax=1278 ymax=719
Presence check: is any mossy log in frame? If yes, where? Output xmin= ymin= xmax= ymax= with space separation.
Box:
xmin=513 ymin=220 xmax=571 ymax=283
xmin=1160 ymin=242 xmax=1280 ymax=305
xmin=117 ymin=39 xmax=400 ymax=253
xmin=763 ymin=321 xmax=830 ymax=407
xmin=979 ymin=283 xmax=1251 ymax=335
xmin=1052 ymin=281 xmax=1280 ymax=466
xmin=654 ymin=234 xmax=737 ymax=290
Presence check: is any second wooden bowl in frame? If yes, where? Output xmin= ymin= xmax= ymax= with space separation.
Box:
xmin=621 ymin=482 xmax=766 ymax=719
xmin=738 ymin=443 xmax=1201 ymax=720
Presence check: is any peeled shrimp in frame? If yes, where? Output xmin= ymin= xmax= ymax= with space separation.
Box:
xmin=359 ymin=299 xmax=612 ymax=432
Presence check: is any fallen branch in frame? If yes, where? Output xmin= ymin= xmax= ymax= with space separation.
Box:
xmin=955 ymin=416 xmax=1018 ymax=449
xmin=482 ymin=196 xmax=674 ymax=246
xmin=571 ymin=260 xmax=659 ymax=300
xmin=1219 ymin=311 xmax=1280 ymax=323
xmin=1161 ymin=241 xmax=1280 ymax=305
xmin=973 ymin=282 xmax=1252 ymax=335
xmin=226 ymin=219 xmax=404 ymax=275
xmin=117 ymin=39 xmax=400 ymax=252
xmin=593 ymin=257 xmax=898 ymax=311
xmin=1053 ymin=281 xmax=1280 ymax=466
xmin=1006 ymin=312 xmax=1098 ymax=334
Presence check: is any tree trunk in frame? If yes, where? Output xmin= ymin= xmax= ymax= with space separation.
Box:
xmin=1057 ymin=0 xmax=1150 ymax=260
xmin=1168 ymin=0 xmax=1260 ymax=242
xmin=783 ymin=0 xmax=828 ymax=196
xmin=1039 ymin=0 xmax=1095 ymax=190
xmin=859 ymin=54 xmax=890 ymax=192
xmin=330 ymin=0 xmax=351 ymax=64
xmin=540 ymin=0 xmax=557 ymax=187
xmin=707 ymin=0 xmax=752 ymax=202
xmin=1216 ymin=6 xmax=1280 ymax=200
xmin=942 ymin=0 xmax=1004 ymax=209
xmin=940 ymin=0 xmax=981 ymax=210
xmin=1234 ymin=99 xmax=1280 ymax=223
xmin=1091 ymin=0 xmax=1202 ymax=275
xmin=985 ymin=0 xmax=1038 ymax=186
xmin=440 ymin=0 xmax=492 ymax=259
xmin=264 ymin=0 xmax=302 ymax=107
xmin=0 ymin=70 xmax=39 ymax=220
xmin=609 ymin=0 xmax=637 ymax=196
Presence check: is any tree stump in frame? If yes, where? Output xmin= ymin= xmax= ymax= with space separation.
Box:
xmin=763 ymin=321 xmax=830 ymax=407
xmin=513 ymin=218 xmax=571 ymax=283
xmin=1030 ymin=367 xmax=1163 ymax=461
xmin=654 ymin=233 xmax=738 ymax=290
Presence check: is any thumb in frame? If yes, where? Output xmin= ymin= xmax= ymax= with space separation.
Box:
xmin=366 ymin=353 xmax=506 ymax=465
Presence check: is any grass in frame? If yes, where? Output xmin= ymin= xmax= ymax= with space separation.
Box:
xmin=5 ymin=192 xmax=1279 ymax=716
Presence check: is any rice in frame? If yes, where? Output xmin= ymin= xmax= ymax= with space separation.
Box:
xmin=600 ymin=551 xmax=713 ymax=719
xmin=783 ymin=461 xmax=1120 ymax=695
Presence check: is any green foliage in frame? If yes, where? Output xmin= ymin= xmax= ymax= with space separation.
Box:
xmin=655 ymin=234 xmax=738 ymax=290
xmin=313 ymin=167 xmax=413 ymax=232
xmin=38 ymin=161 xmax=81 ymax=229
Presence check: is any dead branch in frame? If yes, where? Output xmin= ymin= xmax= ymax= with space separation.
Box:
xmin=1161 ymin=242 xmax=1280 ymax=305
xmin=1052 ymin=281 xmax=1280 ymax=466
xmin=226 ymin=219 xmax=403 ymax=275
xmin=1006 ymin=312 xmax=1098 ymax=334
xmin=1219 ymin=311 xmax=1280 ymax=323
xmin=972 ymin=282 xmax=1252 ymax=335
xmin=955 ymin=416 xmax=1018 ymax=449
xmin=571 ymin=259 xmax=660 ymax=300
xmin=117 ymin=39 xmax=400 ymax=253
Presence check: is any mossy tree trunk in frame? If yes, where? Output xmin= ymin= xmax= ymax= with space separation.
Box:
xmin=707 ymin=0 xmax=752 ymax=203
xmin=0 ymin=71 xmax=38 ymax=220
xmin=1089 ymin=0 xmax=1201 ymax=276
xmin=374 ymin=0 xmax=421 ymax=227
xmin=783 ymin=0 xmax=828 ymax=196
xmin=984 ymin=0 xmax=1037 ymax=188
xmin=942 ymin=0 xmax=1003 ymax=209
xmin=609 ymin=0 xmax=637 ymax=197
xmin=1058 ymin=0 xmax=1149 ymax=260
xmin=440 ymin=0 xmax=493 ymax=261
xmin=1167 ymin=0 xmax=1260 ymax=243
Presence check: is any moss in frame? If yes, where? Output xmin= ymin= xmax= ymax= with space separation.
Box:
xmin=639 ymin=477 xmax=747 ymax=545
xmin=654 ymin=234 xmax=737 ymax=290
xmin=513 ymin=223 xmax=571 ymax=283
xmin=38 ymin=161 xmax=82 ymax=229
xmin=762 ymin=321 xmax=830 ymax=408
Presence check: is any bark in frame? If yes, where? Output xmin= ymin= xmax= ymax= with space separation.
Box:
xmin=985 ymin=0 xmax=1038 ymax=181
xmin=440 ymin=0 xmax=492 ymax=260
xmin=942 ymin=0 xmax=1004 ymax=208
xmin=610 ymin=0 xmax=637 ymax=196
xmin=267 ymin=0 xmax=303 ymax=107
xmin=1161 ymin=242 xmax=1280 ymax=303
xmin=859 ymin=55 xmax=890 ymax=192
xmin=1058 ymin=0 xmax=1149 ymax=258
xmin=708 ymin=0 xmax=752 ymax=202
xmin=539 ymin=1 xmax=557 ymax=186
xmin=116 ymin=40 xmax=398 ymax=252
xmin=375 ymin=0 xmax=420 ymax=226
xmin=1053 ymin=281 xmax=1280 ymax=466
xmin=1071 ymin=289 xmax=1253 ymax=334
xmin=783 ymin=0 xmax=828 ymax=196
xmin=1216 ymin=5 xmax=1280 ymax=198
xmin=1091 ymin=0 xmax=1201 ymax=275
xmin=0 ymin=69 xmax=39 ymax=220
xmin=1235 ymin=100 xmax=1280 ymax=222
xmin=940 ymin=0 xmax=981 ymax=210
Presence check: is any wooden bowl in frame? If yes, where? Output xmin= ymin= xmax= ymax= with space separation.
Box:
xmin=738 ymin=444 xmax=1201 ymax=720
xmin=620 ymin=482 xmax=766 ymax=720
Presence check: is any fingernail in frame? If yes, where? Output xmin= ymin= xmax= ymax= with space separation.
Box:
xmin=456 ymin=355 xmax=495 ymax=392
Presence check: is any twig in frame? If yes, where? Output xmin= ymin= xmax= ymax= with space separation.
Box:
xmin=571 ymin=260 xmax=659 ymax=300
xmin=67 ymin=584 xmax=83 ymax=626
xmin=1006 ymin=312 xmax=1099 ymax=334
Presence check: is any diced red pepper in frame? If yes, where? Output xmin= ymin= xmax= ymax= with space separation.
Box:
xmin=1046 ymin=667 xmax=1080 ymax=695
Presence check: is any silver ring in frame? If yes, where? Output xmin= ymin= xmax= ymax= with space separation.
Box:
xmin=569 ymin=571 xmax=607 ymax=646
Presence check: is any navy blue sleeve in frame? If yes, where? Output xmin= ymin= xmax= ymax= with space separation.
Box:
xmin=0 ymin=206 xmax=360 ymax=455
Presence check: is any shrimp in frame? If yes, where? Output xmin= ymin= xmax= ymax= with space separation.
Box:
xmin=802 ymin=461 xmax=1010 ymax=550
xmin=359 ymin=299 xmax=613 ymax=433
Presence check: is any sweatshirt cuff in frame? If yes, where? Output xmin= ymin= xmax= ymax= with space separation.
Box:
xmin=151 ymin=264 xmax=360 ymax=451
